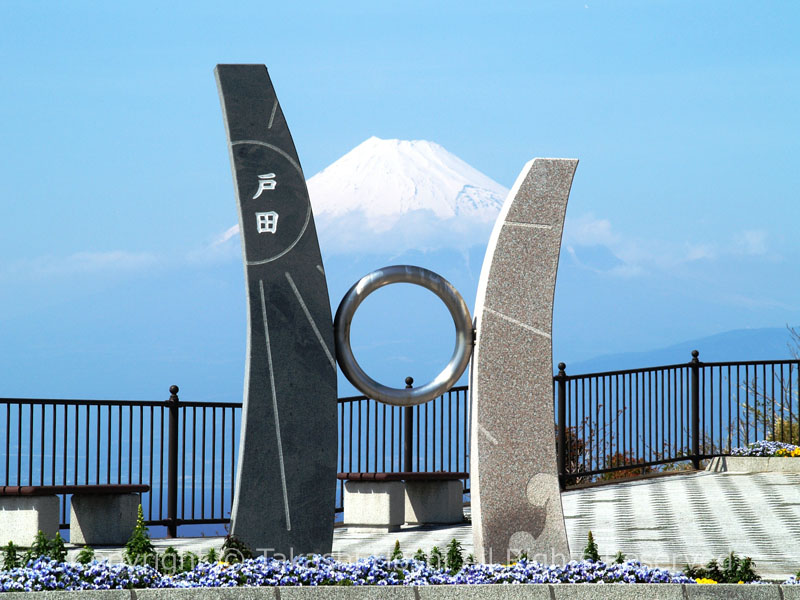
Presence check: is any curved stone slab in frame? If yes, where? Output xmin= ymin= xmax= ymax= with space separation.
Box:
xmin=215 ymin=64 xmax=337 ymax=556
xmin=470 ymin=158 xmax=578 ymax=564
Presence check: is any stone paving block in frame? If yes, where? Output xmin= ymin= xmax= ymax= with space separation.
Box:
xmin=277 ymin=588 xmax=413 ymax=599
xmin=684 ymin=583 xmax=782 ymax=599
xmin=342 ymin=480 xmax=405 ymax=531
xmin=550 ymin=584 xmax=685 ymax=600
xmin=136 ymin=589 xmax=274 ymax=600
xmin=405 ymin=480 xmax=464 ymax=525
xmin=70 ymin=493 xmax=140 ymax=545
xmin=418 ymin=584 xmax=552 ymax=599
xmin=0 ymin=495 xmax=59 ymax=546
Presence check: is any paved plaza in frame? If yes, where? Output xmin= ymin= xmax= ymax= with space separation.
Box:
xmin=78 ymin=470 xmax=800 ymax=581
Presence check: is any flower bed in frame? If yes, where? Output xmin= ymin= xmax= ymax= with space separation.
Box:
xmin=0 ymin=556 xmax=705 ymax=591
xmin=730 ymin=441 xmax=800 ymax=457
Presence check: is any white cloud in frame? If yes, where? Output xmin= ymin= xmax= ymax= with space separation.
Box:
xmin=1 ymin=250 xmax=158 ymax=281
xmin=734 ymin=229 xmax=768 ymax=256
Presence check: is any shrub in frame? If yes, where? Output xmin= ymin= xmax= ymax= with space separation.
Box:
xmin=27 ymin=530 xmax=51 ymax=562
xmin=159 ymin=546 xmax=181 ymax=574
xmin=2 ymin=541 xmax=20 ymax=571
xmin=48 ymin=532 xmax=67 ymax=563
xmin=124 ymin=504 xmax=156 ymax=567
xmin=390 ymin=540 xmax=402 ymax=561
xmin=413 ymin=548 xmax=427 ymax=563
xmin=429 ymin=546 xmax=444 ymax=570
xmin=614 ymin=551 xmax=626 ymax=564
xmin=76 ymin=545 xmax=95 ymax=565
xmin=221 ymin=534 xmax=253 ymax=563
xmin=583 ymin=531 xmax=600 ymax=562
xmin=684 ymin=552 xmax=760 ymax=583
xmin=181 ymin=551 xmax=199 ymax=573
xmin=203 ymin=547 xmax=218 ymax=563
xmin=446 ymin=538 xmax=464 ymax=573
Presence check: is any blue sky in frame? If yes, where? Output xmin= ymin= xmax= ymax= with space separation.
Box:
xmin=1 ymin=1 xmax=799 ymax=400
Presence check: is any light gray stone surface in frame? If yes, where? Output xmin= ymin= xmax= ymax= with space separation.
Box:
xmin=470 ymin=158 xmax=578 ymax=564
xmin=684 ymin=584 xmax=782 ymax=599
xmin=342 ymin=481 xmax=405 ymax=531
xmin=707 ymin=456 xmax=800 ymax=473
xmin=216 ymin=64 xmax=337 ymax=557
xmin=405 ymin=480 xmax=464 ymax=525
xmin=0 ymin=495 xmax=59 ymax=546
xmin=16 ymin=586 xmax=800 ymax=599
xmin=550 ymin=585 xmax=686 ymax=600
xmin=417 ymin=585 xmax=552 ymax=600
xmin=277 ymin=589 xmax=413 ymax=599
xmin=135 ymin=589 xmax=274 ymax=600
xmin=69 ymin=493 xmax=139 ymax=545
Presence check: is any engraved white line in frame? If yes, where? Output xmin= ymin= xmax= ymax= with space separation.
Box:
xmin=316 ymin=265 xmax=325 ymax=276
xmin=259 ymin=280 xmax=292 ymax=531
xmin=503 ymin=221 xmax=553 ymax=230
xmin=267 ymin=100 xmax=278 ymax=129
xmin=285 ymin=272 xmax=336 ymax=371
xmin=479 ymin=425 xmax=499 ymax=445
xmin=484 ymin=307 xmax=551 ymax=339
xmin=230 ymin=140 xmax=304 ymax=176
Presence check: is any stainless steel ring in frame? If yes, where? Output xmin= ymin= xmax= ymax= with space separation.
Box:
xmin=334 ymin=265 xmax=473 ymax=407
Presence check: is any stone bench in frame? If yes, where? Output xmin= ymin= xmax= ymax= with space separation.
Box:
xmin=0 ymin=484 xmax=149 ymax=546
xmin=337 ymin=472 xmax=467 ymax=531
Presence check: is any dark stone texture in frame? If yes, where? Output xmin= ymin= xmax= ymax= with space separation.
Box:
xmin=215 ymin=64 xmax=337 ymax=556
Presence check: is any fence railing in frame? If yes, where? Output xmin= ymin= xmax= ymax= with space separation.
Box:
xmin=5 ymin=350 xmax=795 ymax=536
xmin=0 ymin=382 xmax=470 ymax=537
xmin=554 ymin=351 xmax=800 ymax=488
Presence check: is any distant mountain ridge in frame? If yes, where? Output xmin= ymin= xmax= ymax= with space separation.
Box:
xmin=562 ymin=326 xmax=799 ymax=375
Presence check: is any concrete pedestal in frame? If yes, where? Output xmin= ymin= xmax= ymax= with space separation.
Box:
xmin=0 ymin=495 xmax=59 ymax=546
xmin=342 ymin=481 xmax=405 ymax=532
xmin=405 ymin=480 xmax=464 ymax=525
xmin=70 ymin=493 xmax=140 ymax=545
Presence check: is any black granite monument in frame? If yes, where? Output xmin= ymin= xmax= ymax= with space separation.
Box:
xmin=215 ymin=64 xmax=337 ymax=556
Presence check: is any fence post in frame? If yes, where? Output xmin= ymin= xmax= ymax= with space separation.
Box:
xmin=166 ymin=385 xmax=180 ymax=538
xmin=690 ymin=350 xmax=701 ymax=470
xmin=404 ymin=377 xmax=414 ymax=472
xmin=556 ymin=363 xmax=567 ymax=490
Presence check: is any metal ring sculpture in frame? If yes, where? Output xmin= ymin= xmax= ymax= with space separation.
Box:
xmin=334 ymin=265 xmax=474 ymax=407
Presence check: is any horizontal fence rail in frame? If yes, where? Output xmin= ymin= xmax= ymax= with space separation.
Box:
xmin=0 ymin=383 xmax=470 ymax=536
xmin=555 ymin=351 xmax=800 ymax=488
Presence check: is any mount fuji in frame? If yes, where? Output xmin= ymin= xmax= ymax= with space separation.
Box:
xmin=307 ymin=137 xmax=507 ymax=254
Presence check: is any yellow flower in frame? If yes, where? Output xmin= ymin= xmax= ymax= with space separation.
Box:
xmin=738 ymin=581 xmax=744 ymax=584
xmin=695 ymin=578 xmax=717 ymax=584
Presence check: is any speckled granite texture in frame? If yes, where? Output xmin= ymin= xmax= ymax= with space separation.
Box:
xmin=470 ymin=158 xmax=578 ymax=564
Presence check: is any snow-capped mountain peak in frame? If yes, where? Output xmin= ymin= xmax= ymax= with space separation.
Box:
xmin=308 ymin=136 xmax=506 ymax=223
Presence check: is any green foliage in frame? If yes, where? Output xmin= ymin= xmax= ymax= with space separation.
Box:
xmin=221 ymin=534 xmax=253 ymax=563
xmin=466 ymin=553 xmax=475 ymax=565
xmin=159 ymin=546 xmax=181 ymax=574
xmin=583 ymin=531 xmax=600 ymax=562
xmin=76 ymin=546 xmax=95 ymax=565
xmin=429 ymin=546 xmax=444 ymax=570
xmin=684 ymin=552 xmax=760 ymax=583
xmin=614 ymin=551 xmax=626 ymax=564
xmin=446 ymin=538 xmax=464 ymax=574
xmin=390 ymin=540 xmax=402 ymax=561
xmin=124 ymin=504 xmax=156 ymax=567
xmin=413 ymin=548 xmax=427 ymax=563
xmin=203 ymin=547 xmax=219 ymax=563
xmin=28 ymin=530 xmax=51 ymax=562
xmin=48 ymin=532 xmax=67 ymax=563
xmin=2 ymin=541 xmax=20 ymax=571
xmin=181 ymin=551 xmax=199 ymax=573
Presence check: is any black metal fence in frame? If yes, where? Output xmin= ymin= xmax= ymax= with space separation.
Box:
xmin=0 ymin=383 xmax=470 ymax=537
xmin=554 ymin=351 xmax=800 ymax=487
xmin=5 ymin=350 xmax=796 ymax=536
